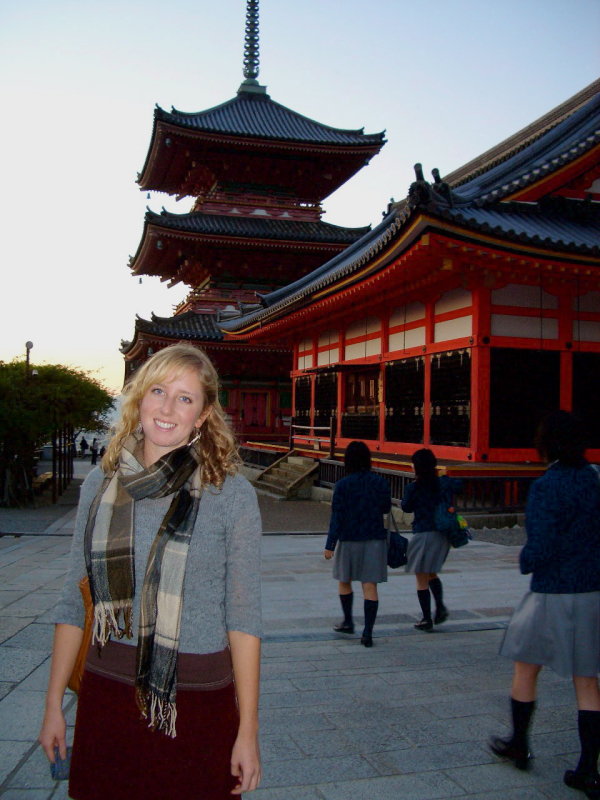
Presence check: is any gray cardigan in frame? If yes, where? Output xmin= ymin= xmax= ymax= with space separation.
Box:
xmin=54 ymin=467 xmax=262 ymax=653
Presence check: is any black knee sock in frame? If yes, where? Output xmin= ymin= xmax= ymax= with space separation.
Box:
xmin=363 ymin=599 xmax=378 ymax=637
xmin=576 ymin=710 xmax=600 ymax=776
xmin=429 ymin=577 xmax=444 ymax=611
xmin=510 ymin=698 xmax=535 ymax=750
xmin=417 ymin=589 xmax=431 ymax=621
xmin=339 ymin=592 xmax=353 ymax=626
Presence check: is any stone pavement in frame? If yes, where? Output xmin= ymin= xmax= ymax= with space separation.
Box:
xmin=0 ymin=461 xmax=583 ymax=799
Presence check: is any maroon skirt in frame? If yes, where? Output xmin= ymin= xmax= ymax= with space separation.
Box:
xmin=69 ymin=641 xmax=239 ymax=800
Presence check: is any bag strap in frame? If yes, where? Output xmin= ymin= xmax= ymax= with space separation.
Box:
xmin=388 ymin=510 xmax=399 ymax=533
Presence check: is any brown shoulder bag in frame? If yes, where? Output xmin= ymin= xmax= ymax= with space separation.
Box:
xmin=67 ymin=576 xmax=93 ymax=694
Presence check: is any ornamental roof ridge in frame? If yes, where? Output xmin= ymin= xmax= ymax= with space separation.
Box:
xmin=445 ymin=78 xmax=600 ymax=193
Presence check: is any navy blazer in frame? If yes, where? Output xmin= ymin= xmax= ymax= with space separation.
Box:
xmin=325 ymin=471 xmax=391 ymax=551
xmin=520 ymin=461 xmax=600 ymax=593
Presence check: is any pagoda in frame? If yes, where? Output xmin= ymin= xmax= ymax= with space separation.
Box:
xmin=222 ymin=79 xmax=600 ymax=470
xmin=121 ymin=0 xmax=385 ymax=443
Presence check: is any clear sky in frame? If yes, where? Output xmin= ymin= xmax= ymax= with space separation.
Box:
xmin=1 ymin=0 xmax=598 ymax=393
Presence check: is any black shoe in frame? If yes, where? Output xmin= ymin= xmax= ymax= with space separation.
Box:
xmin=333 ymin=622 xmax=354 ymax=634
xmin=489 ymin=736 xmax=532 ymax=771
xmin=434 ymin=606 xmax=449 ymax=625
xmin=360 ymin=634 xmax=373 ymax=647
xmin=414 ymin=618 xmax=433 ymax=632
xmin=564 ymin=769 xmax=600 ymax=799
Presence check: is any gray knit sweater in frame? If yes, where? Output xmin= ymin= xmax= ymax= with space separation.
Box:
xmin=54 ymin=467 xmax=262 ymax=653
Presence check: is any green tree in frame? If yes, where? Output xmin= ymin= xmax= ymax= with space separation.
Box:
xmin=0 ymin=360 xmax=114 ymax=504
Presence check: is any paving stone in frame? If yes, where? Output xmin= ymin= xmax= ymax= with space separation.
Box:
xmin=317 ymin=770 xmax=465 ymax=799
xmin=6 ymin=743 xmax=56 ymax=789
xmin=0 ymin=618 xmax=33 ymax=645
xmin=0 ymin=591 xmax=28 ymax=610
xmin=0 ymin=648 xmax=47 ymax=682
xmin=400 ymin=713 xmax=509 ymax=747
xmin=0 ymin=739 xmax=33 ymax=784
xmin=259 ymin=687 xmax=352 ymax=710
xmin=260 ymin=733 xmax=304 ymax=762
xmin=444 ymin=757 xmax=551 ymax=793
xmin=18 ymin=658 xmax=51 ymax=691
xmin=3 ymin=623 xmax=54 ymax=651
xmin=0 ymin=682 xmax=16 ymax=700
xmin=251 ymin=787 xmax=323 ymax=800
xmin=0 ymin=790 xmax=53 ymax=799
xmin=50 ymin=783 xmax=72 ymax=799
xmin=259 ymin=707 xmax=334 ymax=734
xmin=462 ymin=788 xmax=550 ymax=799
xmin=0 ymin=595 xmax=57 ymax=617
xmin=0 ymin=689 xmax=46 ymax=741
xmin=365 ymin=740 xmax=494 ymax=775
xmin=261 ymin=754 xmax=378 ymax=788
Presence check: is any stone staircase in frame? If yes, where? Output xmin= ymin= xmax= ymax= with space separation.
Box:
xmin=253 ymin=451 xmax=318 ymax=499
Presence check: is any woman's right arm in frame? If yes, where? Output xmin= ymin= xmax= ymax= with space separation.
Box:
xmin=39 ymin=623 xmax=83 ymax=761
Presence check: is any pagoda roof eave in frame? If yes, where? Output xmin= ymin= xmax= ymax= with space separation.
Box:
xmin=155 ymin=91 xmax=385 ymax=147
xmin=144 ymin=208 xmax=369 ymax=242
xmin=128 ymin=210 xmax=372 ymax=278
xmin=137 ymin=91 xmax=386 ymax=194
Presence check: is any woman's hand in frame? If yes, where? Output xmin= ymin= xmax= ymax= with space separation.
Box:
xmin=39 ymin=705 xmax=67 ymax=763
xmin=39 ymin=623 xmax=83 ymax=762
xmin=230 ymin=730 xmax=261 ymax=794
xmin=324 ymin=549 xmax=334 ymax=560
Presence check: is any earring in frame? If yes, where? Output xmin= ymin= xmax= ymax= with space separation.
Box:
xmin=189 ymin=428 xmax=201 ymax=446
xmin=135 ymin=422 xmax=143 ymax=435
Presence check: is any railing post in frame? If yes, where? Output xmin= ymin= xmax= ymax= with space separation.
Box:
xmin=329 ymin=415 xmax=335 ymax=459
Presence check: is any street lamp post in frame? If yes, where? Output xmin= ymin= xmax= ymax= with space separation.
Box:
xmin=25 ymin=341 xmax=33 ymax=379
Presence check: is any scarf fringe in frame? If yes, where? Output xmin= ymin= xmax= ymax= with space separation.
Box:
xmin=136 ymin=686 xmax=177 ymax=739
xmin=92 ymin=601 xmax=133 ymax=646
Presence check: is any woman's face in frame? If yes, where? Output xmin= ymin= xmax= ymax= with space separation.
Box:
xmin=139 ymin=368 xmax=210 ymax=465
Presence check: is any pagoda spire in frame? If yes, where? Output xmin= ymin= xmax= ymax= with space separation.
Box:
xmin=238 ymin=0 xmax=267 ymax=95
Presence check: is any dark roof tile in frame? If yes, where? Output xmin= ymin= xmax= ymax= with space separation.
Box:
xmin=136 ymin=311 xmax=223 ymax=342
xmin=146 ymin=209 xmax=370 ymax=244
xmin=156 ymin=91 xmax=385 ymax=147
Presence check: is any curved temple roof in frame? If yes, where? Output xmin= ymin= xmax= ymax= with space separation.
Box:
xmin=143 ymin=208 xmax=371 ymax=244
xmin=154 ymin=90 xmax=386 ymax=148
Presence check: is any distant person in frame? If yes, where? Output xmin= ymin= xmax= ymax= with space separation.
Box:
xmin=324 ymin=441 xmax=391 ymax=647
xmin=99 ymin=445 xmax=106 ymax=460
xmin=401 ymin=448 xmax=463 ymax=631
xmin=79 ymin=437 xmax=89 ymax=459
xmin=489 ymin=411 xmax=600 ymax=796
xmin=90 ymin=439 xmax=99 ymax=466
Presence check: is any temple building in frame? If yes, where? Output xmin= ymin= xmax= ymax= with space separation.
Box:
xmin=222 ymin=79 xmax=600 ymax=469
xmin=121 ymin=0 xmax=385 ymax=443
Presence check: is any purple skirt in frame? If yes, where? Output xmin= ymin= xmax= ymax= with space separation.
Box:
xmin=69 ymin=641 xmax=239 ymax=800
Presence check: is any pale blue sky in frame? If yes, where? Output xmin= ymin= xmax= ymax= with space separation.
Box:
xmin=1 ymin=0 xmax=598 ymax=391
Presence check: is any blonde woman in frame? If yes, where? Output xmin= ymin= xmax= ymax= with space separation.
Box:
xmin=39 ymin=343 xmax=262 ymax=799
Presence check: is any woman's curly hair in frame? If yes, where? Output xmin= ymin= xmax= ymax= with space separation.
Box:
xmin=102 ymin=343 xmax=240 ymax=487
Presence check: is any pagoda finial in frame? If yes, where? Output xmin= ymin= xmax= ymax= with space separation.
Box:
xmin=238 ymin=0 xmax=268 ymax=95
xmin=243 ymin=0 xmax=260 ymax=81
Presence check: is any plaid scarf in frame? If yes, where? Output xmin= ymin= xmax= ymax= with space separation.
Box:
xmin=84 ymin=433 xmax=203 ymax=737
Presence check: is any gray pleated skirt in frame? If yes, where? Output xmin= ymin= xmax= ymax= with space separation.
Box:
xmin=332 ymin=539 xmax=388 ymax=583
xmin=405 ymin=530 xmax=450 ymax=574
xmin=500 ymin=590 xmax=600 ymax=677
